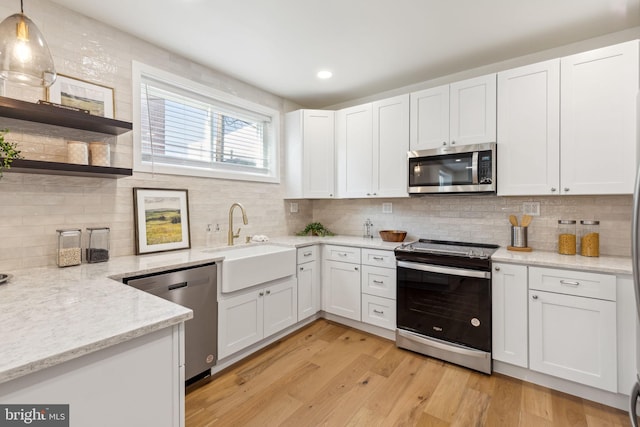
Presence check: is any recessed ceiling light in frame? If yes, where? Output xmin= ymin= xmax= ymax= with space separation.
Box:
xmin=317 ymin=70 xmax=333 ymax=79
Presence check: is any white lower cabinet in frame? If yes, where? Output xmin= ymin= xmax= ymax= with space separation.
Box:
xmin=218 ymin=277 xmax=297 ymax=359
xmin=362 ymin=293 xmax=396 ymax=330
xmin=361 ymin=248 xmax=396 ymax=331
xmin=528 ymin=267 xmax=617 ymax=392
xmin=297 ymin=246 xmax=321 ymax=321
xmin=322 ymin=245 xmax=361 ymax=321
xmin=323 ymin=259 xmax=361 ymax=321
xmin=491 ymin=263 xmax=528 ymax=367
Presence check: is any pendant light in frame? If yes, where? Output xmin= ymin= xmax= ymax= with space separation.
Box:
xmin=0 ymin=0 xmax=56 ymax=87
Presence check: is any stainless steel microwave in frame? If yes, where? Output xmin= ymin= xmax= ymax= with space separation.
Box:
xmin=408 ymin=143 xmax=496 ymax=194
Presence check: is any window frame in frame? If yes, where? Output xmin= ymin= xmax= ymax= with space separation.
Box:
xmin=132 ymin=61 xmax=280 ymax=183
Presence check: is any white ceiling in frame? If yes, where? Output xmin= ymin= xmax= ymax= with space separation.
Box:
xmin=49 ymin=0 xmax=640 ymax=108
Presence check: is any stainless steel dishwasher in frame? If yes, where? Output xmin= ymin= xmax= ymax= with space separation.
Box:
xmin=123 ymin=262 xmax=217 ymax=383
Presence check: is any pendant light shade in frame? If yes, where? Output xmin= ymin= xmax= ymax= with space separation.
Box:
xmin=0 ymin=4 xmax=56 ymax=87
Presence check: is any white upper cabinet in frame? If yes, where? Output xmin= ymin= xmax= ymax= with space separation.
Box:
xmin=498 ymin=40 xmax=639 ymax=196
xmin=336 ymin=104 xmax=373 ymax=198
xmin=373 ymin=95 xmax=410 ymax=197
xmin=410 ymin=74 xmax=496 ymax=150
xmin=497 ymin=59 xmax=560 ymax=196
xmin=336 ymin=94 xmax=409 ymax=198
xmin=560 ymin=40 xmax=639 ymax=195
xmin=285 ymin=109 xmax=335 ymax=199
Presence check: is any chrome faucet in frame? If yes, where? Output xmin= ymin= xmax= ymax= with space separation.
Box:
xmin=228 ymin=202 xmax=249 ymax=246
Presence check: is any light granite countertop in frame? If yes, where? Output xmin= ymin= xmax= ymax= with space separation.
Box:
xmin=1 ymin=234 xmax=631 ymax=386
xmin=492 ymin=247 xmax=632 ymax=275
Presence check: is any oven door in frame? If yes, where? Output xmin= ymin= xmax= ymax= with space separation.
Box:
xmin=396 ymin=260 xmax=491 ymax=352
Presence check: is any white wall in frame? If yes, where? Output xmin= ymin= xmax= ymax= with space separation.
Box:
xmin=0 ymin=0 xmax=310 ymax=270
xmin=0 ymin=1 xmax=634 ymax=271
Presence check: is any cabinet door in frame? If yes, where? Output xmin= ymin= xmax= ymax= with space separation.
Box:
xmin=491 ymin=263 xmax=528 ymax=367
xmin=409 ymin=85 xmax=449 ymax=150
xmin=373 ymin=94 xmax=410 ymax=197
xmin=303 ymin=110 xmax=336 ymax=198
xmin=497 ymin=60 xmax=560 ymax=196
xmin=298 ymin=259 xmax=320 ymax=321
xmin=218 ymin=291 xmax=263 ymax=359
xmin=263 ymin=277 xmax=298 ymax=337
xmin=529 ymin=290 xmax=617 ymax=392
xmin=450 ymin=74 xmax=497 ymax=146
xmin=322 ymin=260 xmax=361 ymax=321
xmin=336 ymin=104 xmax=373 ymax=198
xmin=560 ymin=40 xmax=639 ymax=195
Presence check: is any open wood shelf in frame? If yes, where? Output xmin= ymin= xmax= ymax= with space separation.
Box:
xmin=6 ymin=159 xmax=132 ymax=179
xmin=0 ymin=96 xmax=132 ymax=135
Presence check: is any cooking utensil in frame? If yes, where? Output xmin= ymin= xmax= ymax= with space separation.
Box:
xmin=521 ymin=214 xmax=533 ymax=227
xmin=509 ymin=215 xmax=519 ymax=227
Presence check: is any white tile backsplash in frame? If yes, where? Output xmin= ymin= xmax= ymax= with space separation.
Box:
xmin=0 ymin=0 xmax=632 ymax=270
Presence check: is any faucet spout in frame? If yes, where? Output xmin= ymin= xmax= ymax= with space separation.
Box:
xmin=228 ymin=202 xmax=249 ymax=246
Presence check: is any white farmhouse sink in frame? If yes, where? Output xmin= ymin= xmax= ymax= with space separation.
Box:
xmin=206 ymin=244 xmax=296 ymax=293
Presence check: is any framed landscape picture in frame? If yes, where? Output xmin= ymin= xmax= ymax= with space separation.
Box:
xmin=133 ymin=188 xmax=191 ymax=255
xmin=47 ymin=74 xmax=115 ymax=118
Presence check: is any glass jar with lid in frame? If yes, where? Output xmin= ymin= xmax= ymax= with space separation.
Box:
xmin=579 ymin=220 xmax=600 ymax=257
xmin=56 ymin=229 xmax=82 ymax=267
xmin=557 ymin=220 xmax=576 ymax=255
xmin=86 ymin=227 xmax=110 ymax=263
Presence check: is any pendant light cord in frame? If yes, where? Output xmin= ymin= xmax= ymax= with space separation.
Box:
xmin=20 ymin=0 xmax=24 ymax=13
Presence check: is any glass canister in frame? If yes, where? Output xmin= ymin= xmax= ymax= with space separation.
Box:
xmin=579 ymin=220 xmax=600 ymax=257
xmin=557 ymin=220 xmax=577 ymax=255
xmin=86 ymin=227 xmax=110 ymax=263
xmin=56 ymin=229 xmax=82 ymax=267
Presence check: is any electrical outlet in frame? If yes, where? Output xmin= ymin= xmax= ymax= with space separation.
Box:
xmin=522 ymin=202 xmax=540 ymax=216
xmin=382 ymin=203 xmax=392 ymax=214
xmin=289 ymin=202 xmax=299 ymax=213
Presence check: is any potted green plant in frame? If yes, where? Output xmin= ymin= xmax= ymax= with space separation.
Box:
xmin=296 ymin=222 xmax=334 ymax=237
xmin=0 ymin=129 xmax=21 ymax=178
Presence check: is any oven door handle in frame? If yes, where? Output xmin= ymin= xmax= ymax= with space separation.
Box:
xmin=397 ymin=260 xmax=491 ymax=279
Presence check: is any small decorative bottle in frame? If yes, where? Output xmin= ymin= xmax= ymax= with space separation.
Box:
xmin=56 ymin=229 xmax=82 ymax=267
xmin=86 ymin=227 xmax=110 ymax=263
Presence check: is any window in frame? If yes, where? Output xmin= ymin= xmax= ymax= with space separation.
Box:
xmin=132 ymin=62 xmax=280 ymax=183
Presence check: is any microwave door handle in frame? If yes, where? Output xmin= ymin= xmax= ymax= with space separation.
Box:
xmin=471 ymin=151 xmax=479 ymax=184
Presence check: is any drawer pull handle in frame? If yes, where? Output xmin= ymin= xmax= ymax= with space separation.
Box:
xmin=338 ymin=253 xmax=348 ymax=257
xmin=303 ymin=252 xmax=312 ymax=257
xmin=299 ymin=267 xmax=304 ymax=271
xmin=373 ymin=309 xmax=384 ymax=315
xmin=372 ymin=280 xmax=384 ymax=284
xmin=494 ymin=266 xmax=500 ymax=271
xmin=372 ymin=256 xmax=384 ymax=261
xmin=259 ymin=291 xmax=264 ymax=297
xmin=355 ymin=267 xmax=359 ymax=271
xmin=532 ymin=295 xmax=538 ymax=300
xmin=560 ymin=280 xmax=580 ymax=286
xmin=266 ymin=290 xmax=271 ymax=295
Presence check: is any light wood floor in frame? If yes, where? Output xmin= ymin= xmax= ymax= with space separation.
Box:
xmin=186 ymin=319 xmax=631 ymax=426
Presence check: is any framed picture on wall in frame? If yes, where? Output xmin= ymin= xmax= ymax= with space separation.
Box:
xmin=133 ymin=188 xmax=191 ymax=255
xmin=47 ymin=74 xmax=115 ymax=118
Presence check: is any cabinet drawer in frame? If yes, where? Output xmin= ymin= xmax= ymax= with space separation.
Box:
xmin=528 ymin=267 xmax=615 ymax=301
xmin=362 ymin=265 xmax=396 ymax=299
xmin=362 ymin=294 xmax=396 ymax=331
xmin=297 ymin=245 xmax=317 ymax=264
xmin=323 ymin=245 xmax=361 ymax=264
xmin=361 ymin=248 xmax=396 ymax=268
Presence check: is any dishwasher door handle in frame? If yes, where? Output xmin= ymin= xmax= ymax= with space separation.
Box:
xmin=168 ymin=281 xmax=188 ymax=291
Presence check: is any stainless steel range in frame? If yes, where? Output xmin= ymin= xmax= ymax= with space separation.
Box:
xmin=394 ymin=239 xmax=498 ymax=374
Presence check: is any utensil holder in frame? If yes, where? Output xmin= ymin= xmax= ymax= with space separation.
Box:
xmin=511 ymin=226 xmax=528 ymax=248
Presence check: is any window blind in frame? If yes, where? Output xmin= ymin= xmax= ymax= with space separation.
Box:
xmin=140 ymin=77 xmax=273 ymax=174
